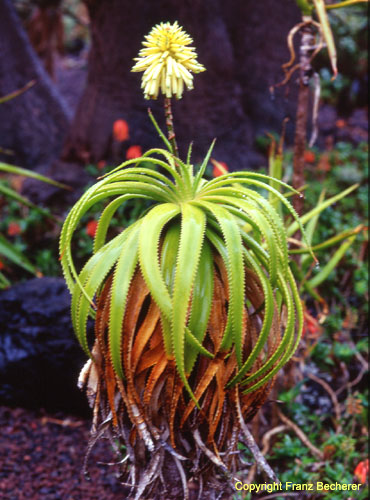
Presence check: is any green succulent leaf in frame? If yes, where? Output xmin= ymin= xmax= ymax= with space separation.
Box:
xmin=138 ymin=203 xmax=180 ymax=356
xmin=197 ymin=201 xmax=245 ymax=365
xmin=242 ymin=266 xmax=303 ymax=393
xmin=185 ymin=327 xmax=214 ymax=359
xmin=171 ymin=203 xmax=206 ymax=402
xmin=109 ymin=224 xmax=141 ymax=378
xmin=186 ymin=239 xmax=214 ymax=373
xmin=193 ymin=139 xmax=216 ymax=191
xmin=160 ymin=223 xmax=180 ymax=294
xmin=226 ymin=236 xmax=275 ymax=387
xmin=93 ymin=194 xmax=149 ymax=253
xmin=72 ymin=225 xmax=139 ymax=356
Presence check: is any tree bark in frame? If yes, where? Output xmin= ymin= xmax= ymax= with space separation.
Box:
xmin=0 ymin=0 xmax=70 ymax=169
xmin=62 ymin=0 xmax=301 ymax=170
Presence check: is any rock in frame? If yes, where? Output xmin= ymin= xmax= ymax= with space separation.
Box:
xmin=0 ymin=0 xmax=71 ymax=169
xmin=0 ymin=278 xmax=91 ymax=415
xmin=317 ymin=104 xmax=368 ymax=147
xmin=22 ymin=161 xmax=92 ymax=211
xmin=348 ymin=108 xmax=369 ymax=131
xmin=317 ymin=104 xmax=338 ymax=135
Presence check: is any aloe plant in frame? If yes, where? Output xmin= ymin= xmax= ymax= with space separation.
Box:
xmin=60 ymin=140 xmax=308 ymax=497
xmin=60 ymin=22 xmax=312 ymax=499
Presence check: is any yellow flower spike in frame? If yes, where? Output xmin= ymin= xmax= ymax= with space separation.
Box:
xmin=132 ymin=21 xmax=205 ymax=100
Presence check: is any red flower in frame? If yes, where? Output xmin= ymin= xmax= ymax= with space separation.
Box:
xmin=211 ymin=158 xmax=229 ymax=177
xmin=113 ymin=119 xmax=129 ymax=142
xmin=86 ymin=220 xmax=98 ymax=238
xmin=0 ymin=259 xmax=4 ymax=270
xmin=335 ymin=118 xmax=346 ymax=129
xmin=302 ymin=307 xmax=322 ymax=338
xmin=126 ymin=145 xmax=142 ymax=160
xmin=7 ymin=222 xmax=22 ymax=236
xmin=97 ymin=160 xmax=107 ymax=170
xmin=304 ymin=150 xmax=316 ymax=163
xmin=354 ymin=459 xmax=368 ymax=484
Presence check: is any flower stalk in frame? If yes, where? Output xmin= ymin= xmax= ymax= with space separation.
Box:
xmin=164 ymin=97 xmax=179 ymax=158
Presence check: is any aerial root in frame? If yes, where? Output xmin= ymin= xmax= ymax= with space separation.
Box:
xmin=83 ymin=417 xmax=112 ymax=480
xmin=173 ymin=455 xmax=189 ymax=500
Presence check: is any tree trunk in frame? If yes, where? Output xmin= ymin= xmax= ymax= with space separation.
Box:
xmin=292 ymin=21 xmax=315 ymax=217
xmin=62 ymin=0 xmax=300 ymax=170
xmin=0 ymin=0 xmax=70 ymax=169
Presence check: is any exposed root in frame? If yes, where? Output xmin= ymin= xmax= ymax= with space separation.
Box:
xmin=134 ymin=447 xmax=163 ymax=500
xmin=173 ymin=454 xmax=189 ymax=500
xmin=83 ymin=417 xmax=112 ymax=480
xmin=193 ymin=429 xmax=228 ymax=475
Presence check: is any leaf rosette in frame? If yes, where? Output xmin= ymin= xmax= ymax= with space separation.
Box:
xmin=60 ymin=135 xmax=306 ymax=407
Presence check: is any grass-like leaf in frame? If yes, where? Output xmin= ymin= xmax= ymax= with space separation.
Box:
xmin=0 ymin=233 xmax=36 ymax=274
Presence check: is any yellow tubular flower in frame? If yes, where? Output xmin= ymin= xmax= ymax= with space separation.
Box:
xmin=132 ymin=21 xmax=206 ymax=100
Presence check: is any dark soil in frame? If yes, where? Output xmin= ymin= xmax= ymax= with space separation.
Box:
xmin=0 ymin=406 xmax=124 ymax=499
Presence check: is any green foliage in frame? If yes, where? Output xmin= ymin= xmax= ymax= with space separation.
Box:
xmin=234 ymin=139 xmax=369 ymax=499
xmin=270 ymin=141 xmax=368 ymax=313
xmin=0 ymin=160 xmax=153 ymax=285
xmin=264 ymin=375 xmax=369 ymax=498
xmin=311 ymin=341 xmax=335 ymax=367
xmin=316 ymin=4 xmax=368 ymax=108
xmin=302 ymin=142 xmax=368 ymax=309
xmin=295 ymin=0 xmax=314 ymax=16
xmin=305 ymin=142 xmax=368 ymax=230
xmin=0 ymin=183 xmax=62 ymax=283
xmin=0 ymin=163 xmax=70 ymax=286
